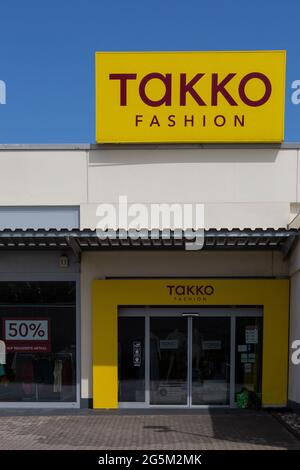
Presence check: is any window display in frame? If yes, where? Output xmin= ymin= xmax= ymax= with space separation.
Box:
xmin=0 ymin=282 xmax=76 ymax=402
xmin=235 ymin=316 xmax=263 ymax=405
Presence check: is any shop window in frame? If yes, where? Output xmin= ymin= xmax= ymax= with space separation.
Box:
xmin=235 ymin=317 xmax=263 ymax=402
xmin=0 ymin=282 xmax=76 ymax=403
xmin=0 ymin=206 xmax=79 ymax=230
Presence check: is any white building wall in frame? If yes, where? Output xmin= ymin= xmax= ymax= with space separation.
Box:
xmin=87 ymin=148 xmax=297 ymax=204
xmin=0 ymin=146 xmax=298 ymax=229
xmin=84 ymin=147 xmax=298 ymax=229
xmin=0 ymin=150 xmax=88 ymax=205
xmin=80 ymin=201 xmax=290 ymax=230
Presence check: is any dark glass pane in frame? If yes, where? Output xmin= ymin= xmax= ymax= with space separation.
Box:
xmin=0 ymin=282 xmax=76 ymax=402
xmin=118 ymin=317 xmax=145 ymax=402
xmin=192 ymin=317 xmax=230 ymax=405
xmin=0 ymin=282 xmax=75 ymax=305
xmin=150 ymin=317 xmax=187 ymax=405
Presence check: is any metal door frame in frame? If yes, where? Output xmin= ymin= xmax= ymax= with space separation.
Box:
xmin=119 ymin=307 xmax=262 ymax=409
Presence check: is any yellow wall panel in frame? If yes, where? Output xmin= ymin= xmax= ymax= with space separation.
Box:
xmin=92 ymin=279 xmax=289 ymax=408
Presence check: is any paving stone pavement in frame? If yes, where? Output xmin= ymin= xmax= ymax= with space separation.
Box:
xmin=0 ymin=410 xmax=299 ymax=450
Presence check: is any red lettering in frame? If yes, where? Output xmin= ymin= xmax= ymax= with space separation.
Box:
xmin=184 ymin=115 xmax=194 ymax=126
xmin=214 ymin=115 xmax=226 ymax=127
xmin=168 ymin=115 xmax=176 ymax=127
xmin=110 ymin=71 xmax=272 ymax=108
xmin=150 ymin=115 xmax=160 ymax=126
xmin=211 ymin=73 xmax=237 ymax=106
xmin=180 ymin=73 xmax=206 ymax=106
xmin=109 ymin=73 xmax=137 ymax=106
xmin=139 ymin=73 xmax=171 ymax=107
xmin=238 ymin=72 xmax=272 ymax=107
xmin=234 ymin=114 xmax=245 ymax=127
xmin=135 ymin=115 xmax=143 ymax=126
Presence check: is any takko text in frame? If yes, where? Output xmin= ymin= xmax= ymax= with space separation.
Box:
xmin=109 ymin=72 xmax=271 ymax=107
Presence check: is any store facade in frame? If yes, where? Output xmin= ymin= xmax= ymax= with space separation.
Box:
xmin=0 ymin=51 xmax=300 ymax=411
xmin=0 ymin=144 xmax=299 ymax=411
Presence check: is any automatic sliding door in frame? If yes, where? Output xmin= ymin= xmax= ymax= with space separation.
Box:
xmin=150 ymin=316 xmax=188 ymax=405
xmin=192 ymin=317 xmax=230 ymax=405
xmin=118 ymin=310 xmax=262 ymax=408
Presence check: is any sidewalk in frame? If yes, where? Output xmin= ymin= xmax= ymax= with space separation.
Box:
xmin=0 ymin=410 xmax=299 ymax=450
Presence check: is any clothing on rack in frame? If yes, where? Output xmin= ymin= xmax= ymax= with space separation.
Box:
xmin=53 ymin=359 xmax=63 ymax=393
xmin=62 ymin=357 xmax=73 ymax=386
xmin=55 ymin=352 xmax=75 ymax=386
xmin=0 ymin=364 xmax=5 ymax=378
xmin=0 ymin=349 xmax=75 ymax=401
xmin=15 ymin=354 xmax=35 ymax=396
xmin=34 ymin=357 xmax=53 ymax=384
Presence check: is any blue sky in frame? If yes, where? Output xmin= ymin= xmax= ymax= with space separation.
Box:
xmin=0 ymin=0 xmax=299 ymax=143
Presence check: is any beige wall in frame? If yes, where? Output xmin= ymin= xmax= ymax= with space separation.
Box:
xmin=0 ymin=146 xmax=299 ymax=229
xmin=83 ymin=148 xmax=298 ymax=230
xmin=80 ymin=201 xmax=290 ymax=230
xmin=0 ymin=150 xmax=88 ymax=205
xmin=87 ymin=148 xmax=298 ymax=204
xmin=81 ymin=250 xmax=288 ymax=399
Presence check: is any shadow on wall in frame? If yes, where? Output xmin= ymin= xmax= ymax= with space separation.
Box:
xmin=88 ymin=148 xmax=281 ymax=167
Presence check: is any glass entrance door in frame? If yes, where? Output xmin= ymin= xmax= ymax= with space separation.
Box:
xmin=191 ymin=317 xmax=230 ymax=405
xmin=150 ymin=316 xmax=188 ymax=405
xmin=118 ymin=308 xmax=262 ymax=408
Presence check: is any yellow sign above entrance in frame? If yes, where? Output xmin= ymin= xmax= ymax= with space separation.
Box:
xmin=95 ymin=51 xmax=286 ymax=143
xmin=92 ymin=278 xmax=289 ymax=409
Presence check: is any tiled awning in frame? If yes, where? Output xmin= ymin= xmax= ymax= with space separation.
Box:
xmin=0 ymin=228 xmax=297 ymax=254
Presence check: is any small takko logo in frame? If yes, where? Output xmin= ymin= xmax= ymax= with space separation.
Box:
xmin=166 ymin=285 xmax=215 ymax=296
xmin=0 ymin=80 xmax=6 ymax=105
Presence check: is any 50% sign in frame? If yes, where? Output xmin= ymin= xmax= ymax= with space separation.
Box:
xmin=4 ymin=319 xmax=49 ymax=341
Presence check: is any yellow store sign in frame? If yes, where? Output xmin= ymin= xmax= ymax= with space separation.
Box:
xmin=95 ymin=51 xmax=286 ymax=143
